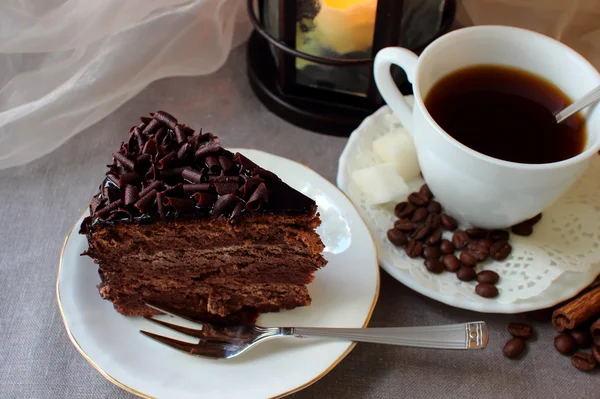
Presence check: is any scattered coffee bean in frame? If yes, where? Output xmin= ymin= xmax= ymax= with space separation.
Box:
xmin=423 ymin=245 xmax=441 ymax=260
xmin=459 ymin=251 xmax=478 ymax=267
xmin=457 ymin=266 xmax=476 ymax=281
xmin=424 ymin=259 xmax=444 ymax=274
xmin=427 ymin=200 xmax=441 ymax=214
xmin=405 ymin=239 xmax=423 ymax=258
xmin=478 ymin=238 xmax=494 ymax=250
xmin=470 ymin=247 xmax=489 ymax=262
xmin=503 ymin=337 xmax=526 ymax=358
xmin=475 ymin=283 xmax=499 ymax=298
xmin=440 ymin=239 xmax=455 ymax=254
xmin=394 ymin=219 xmax=415 ymax=232
xmin=425 ymin=213 xmax=441 ymax=230
xmin=452 ymin=230 xmax=469 ymax=249
xmin=442 ymin=254 xmax=461 ymax=272
xmin=395 ymin=202 xmax=415 ymax=218
xmin=489 ymin=229 xmax=510 ymax=242
xmin=490 ymin=240 xmax=512 ymax=261
xmin=554 ymin=333 xmax=577 ymax=355
xmin=511 ymin=221 xmax=533 ymax=236
xmin=507 ymin=322 xmax=533 ymax=339
xmin=570 ymin=328 xmax=593 ymax=348
xmin=441 ymin=213 xmax=458 ymax=230
xmin=419 ymin=184 xmax=434 ymax=200
xmin=408 ymin=192 xmax=429 ymax=206
xmin=466 ymin=228 xmax=488 ymax=239
xmin=571 ymin=352 xmax=597 ymax=372
xmin=593 ymin=345 xmax=600 ymax=364
xmin=426 ymin=230 xmax=443 ymax=246
xmin=477 ymin=270 xmax=500 ymax=285
xmin=387 ymin=229 xmax=408 ymax=246
xmin=412 ymin=225 xmax=430 ymax=241
xmin=411 ymin=207 xmax=429 ymax=222
xmin=526 ymin=213 xmax=542 ymax=225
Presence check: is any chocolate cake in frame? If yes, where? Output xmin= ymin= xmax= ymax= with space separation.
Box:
xmin=80 ymin=111 xmax=326 ymax=322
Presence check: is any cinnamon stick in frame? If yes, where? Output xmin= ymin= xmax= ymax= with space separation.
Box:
xmin=591 ymin=317 xmax=600 ymax=346
xmin=552 ymin=286 xmax=600 ymax=332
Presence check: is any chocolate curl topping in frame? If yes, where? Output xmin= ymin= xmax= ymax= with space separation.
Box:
xmin=107 ymin=208 xmax=132 ymax=222
xmin=135 ymin=189 xmax=157 ymax=213
xmin=209 ymin=175 xmax=240 ymax=183
xmin=139 ymin=180 xmax=163 ymax=197
xmin=218 ymin=155 xmax=234 ymax=171
xmin=106 ymin=174 xmax=120 ymax=187
xmin=177 ymin=143 xmax=191 ymax=161
xmin=182 ymin=167 xmax=203 ymax=184
xmin=134 ymin=153 xmax=152 ymax=174
xmin=156 ymin=191 xmax=166 ymax=217
xmin=140 ymin=116 xmax=152 ymax=124
xmin=211 ymin=194 xmax=241 ymax=217
xmin=165 ymin=183 xmax=185 ymax=198
xmin=124 ymin=184 xmax=140 ymax=206
xmin=174 ymin=125 xmax=190 ymax=144
xmin=153 ymin=110 xmax=178 ymax=129
xmin=119 ymin=172 xmax=141 ymax=187
xmin=239 ymin=175 xmax=263 ymax=198
xmin=90 ymin=197 xmax=105 ymax=214
xmin=157 ymin=152 xmax=178 ymax=170
xmin=193 ymin=192 xmax=216 ymax=207
xmin=194 ymin=133 xmax=221 ymax=158
xmin=233 ymin=152 xmax=258 ymax=174
xmin=142 ymin=139 xmax=158 ymax=157
xmin=163 ymin=197 xmax=196 ymax=213
xmin=112 ymin=152 xmax=135 ymax=171
xmin=246 ymin=182 xmax=268 ymax=211
xmin=205 ymin=155 xmax=220 ymax=174
xmin=214 ymin=182 xmax=239 ymax=195
xmin=145 ymin=165 xmax=158 ymax=182
xmin=155 ymin=127 xmax=167 ymax=145
xmin=142 ymin=118 xmax=161 ymax=135
xmin=160 ymin=167 xmax=186 ymax=180
xmin=96 ymin=199 xmax=124 ymax=220
xmin=183 ymin=183 xmax=211 ymax=194
xmin=230 ymin=201 xmax=245 ymax=223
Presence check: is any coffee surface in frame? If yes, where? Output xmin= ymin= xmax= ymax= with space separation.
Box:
xmin=424 ymin=65 xmax=586 ymax=164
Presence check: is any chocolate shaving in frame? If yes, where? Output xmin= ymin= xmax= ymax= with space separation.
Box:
xmin=182 ymin=167 xmax=204 ymax=184
xmin=214 ymin=182 xmax=239 ymax=195
xmin=183 ymin=183 xmax=211 ymax=194
xmin=193 ymin=192 xmax=217 ymax=207
xmin=119 ymin=172 xmax=141 ymax=187
xmin=209 ymin=175 xmax=240 ymax=183
xmin=240 ymin=175 xmax=263 ymax=199
xmin=212 ymin=194 xmax=241 ymax=217
xmin=106 ymin=174 xmax=120 ymax=187
xmin=140 ymin=116 xmax=152 ymax=124
xmin=230 ymin=201 xmax=245 ymax=223
xmin=155 ymin=127 xmax=167 ymax=145
xmin=205 ymin=155 xmax=220 ymax=174
xmin=96 ymin=199 xmax=124 ymax=220
xmin=112 ymin=152 xmax=135 ymax=171
xmin=246 ymin=182 xmax=268 ymax=211
xmin=140 ymin=180 xmax=163 ymax=197
xmin=160 ymin=167 xmax=186 ymax=180
xmin=124 ymin=185 xmax=140 ymax=206
xmin=134 ymin=189 xmax=157 ymax=213
xmin=174 ymin=125 xmax=189 ymax=144
xmin=90 ymin=197 xmax=105 ymax=214
xmin=134 ymin=153 xmax=152 ymax=174
xmin=142 ymin=139 xmax=158 ymax=157
xmin=165 ymin=183 xmax=185 ymax=198
xmin=233 ymin=152 xmax=259 ymax=174
xmin=142 ymin=118 xmax=161 ymax=135
xmin=153 ymin=110 xmax=178 ymax=129
xmin=194 ymin=133 xmax=221 ymax=158
xmin=177 ymin=143 xmax=191 ymax=161
xmin=107 ymin=208 xmax=132 ymax=221
xmin=218 ymin=155 xmax=234 ymax=171
xmin=145 ymin=165 xmax=158 ymax=181
xmin=156 ymin=191 xmax=166 ymax=217
xmin=163 ymin=197 xmax=196 ymax=213
xmin=157 ymin=152 xmax=178 ymax=170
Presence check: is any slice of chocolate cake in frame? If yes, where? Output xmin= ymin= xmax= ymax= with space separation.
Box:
xmin=80 ymin=111 xmax=327 ymax=323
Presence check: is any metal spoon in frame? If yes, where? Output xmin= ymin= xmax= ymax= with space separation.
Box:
xmin=555 ymin=85 xmax=600 ymax=123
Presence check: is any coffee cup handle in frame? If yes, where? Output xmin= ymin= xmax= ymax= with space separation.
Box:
xmin=374 ymin=48 xmax=419 ymax=133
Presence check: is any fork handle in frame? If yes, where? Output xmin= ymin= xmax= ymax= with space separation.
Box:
xmin=285 ymin=321 xmax=487 ymax=350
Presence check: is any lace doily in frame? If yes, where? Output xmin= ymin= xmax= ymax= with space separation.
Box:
xmin=338 ymin=102 xmax=600 ymax=306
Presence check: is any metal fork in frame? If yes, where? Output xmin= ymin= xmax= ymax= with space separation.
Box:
xmin=140 ymin=304 xmax=488 ymax=359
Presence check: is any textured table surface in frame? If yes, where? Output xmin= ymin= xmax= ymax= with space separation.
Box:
xmin=1 ymin=46 xmax=598 ymax=399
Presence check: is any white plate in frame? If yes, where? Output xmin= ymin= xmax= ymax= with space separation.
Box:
xmin=337 ymin=106 xmax=599 ymax=314
xmin=57 ymin=149 xmax=379 ymax=399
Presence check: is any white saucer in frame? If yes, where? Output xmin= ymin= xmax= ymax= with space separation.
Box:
xmin=57 ymin=149 xmax=379 ymax=399
xmin=337 ymin=106 xmax=600 ymax=314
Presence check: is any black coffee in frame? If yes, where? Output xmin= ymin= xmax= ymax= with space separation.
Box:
xmin=424 ymin=65 xmax=586 ymax=164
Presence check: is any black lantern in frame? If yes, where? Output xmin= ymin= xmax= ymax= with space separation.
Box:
xmin=246 ymin=0 xmax=456 ymax=136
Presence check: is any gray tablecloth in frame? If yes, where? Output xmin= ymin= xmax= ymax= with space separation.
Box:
xmin=1 ymin=46 xmax=597 ymax=399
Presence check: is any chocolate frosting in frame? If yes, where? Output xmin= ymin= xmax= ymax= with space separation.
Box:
xmin=79 ymin=111 xmax=315 ymax=234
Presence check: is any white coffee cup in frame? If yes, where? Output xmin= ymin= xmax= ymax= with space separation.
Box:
xmin=374 ymin=25 xmax=600 ymax=229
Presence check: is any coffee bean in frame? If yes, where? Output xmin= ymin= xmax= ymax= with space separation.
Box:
xmin=571 ymin=352 xmax=597 ymax=372
xmin=459 ymin=251 xmax=478 ymax=267
xmin=511 ymin=221 xmax=533 ymax=236
xmin=395 ymin=202 xmax=415 ymax=218
xmin=478 ymin=238 xmax=494 ymax=250
xmin=442 ymin=254 xmax=461 ymax=272
xmin=490 ymin=240 xmax=512 ymax=261
xmin=475 ymin=283 xmax=499 ymax=298
xmin=405 ymin=239 xmax=423 ymax=258
xmin=452 ymin=230 xmax=469 ymax=249
xmin=411 ymin=207 xmax=429 ymax=223
xmin=408 ymin=192 xmax=429 ymax=206
xmin=387 ymin=229 xmax=408 ymax=246
xmin=412 ymin=225 xmax=430 ymax=241
xmin=424 ymin=259 xmax=444 ymax=274
xmin=457 ymin=266 xmax=476 ymax=281
xmin=526 ymin=213 xmax=542 ymax=225
xmin=441 ymin=213 xmax=458 ymax=230
xmin=477 ymin=270 xmax=500 ymax=285
xmin=426 ymin=230 xmax=443 ymax=245
xmin=440 ymin=239 xmax=455 ymax=254
xmin=503 ymin=337 xmax=526 ymax=358
xmin=427 ymin=200 xmax=441 ymax=214
xmin=489 ymin=229 xmax=510 ymax=241
xmin=419 ymin=184 xmax=434 ymax=199
xmin=466 ymin=228 xmax=488 ymax=239
xmin=394 ymin=219 xmax=416 ymax=232
xmin=554 ymin=333 xmax=577 ymax=355
xmin=507 ymin=322 xmax=533 ymax=339
xmin=423 ymin=245 xmax=441 ymax=260
xmin=425 ymin=213 xmax=441 ymax=230
xmin=593 ymin=346 xmax=600 ymax=364
xmin=470 ymin=247 xmax=489 ymax=262
xmin=570 ymin=328 xmax=593 ymax=348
